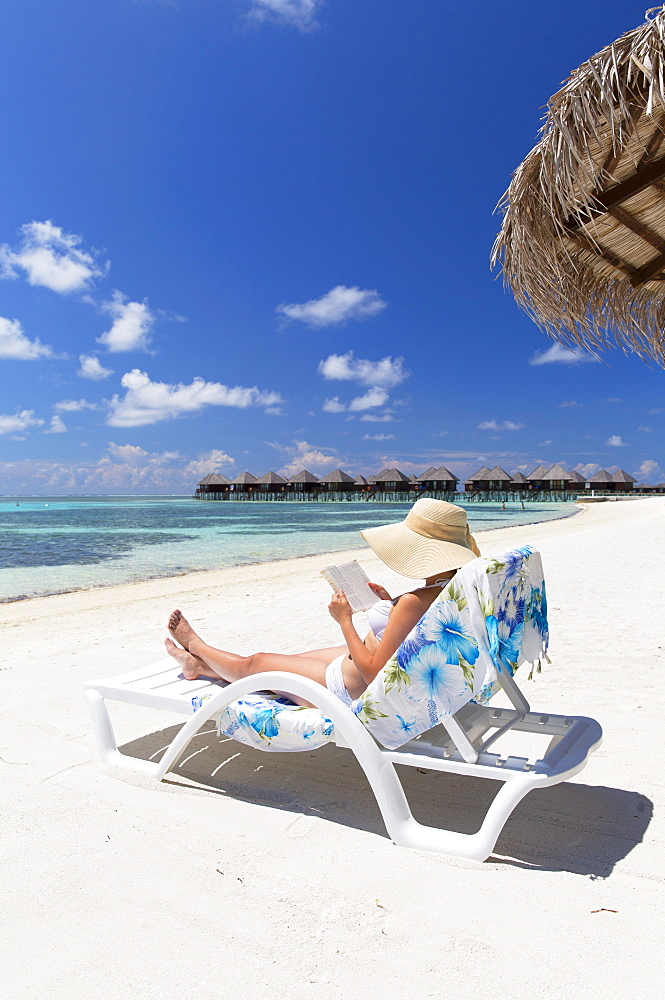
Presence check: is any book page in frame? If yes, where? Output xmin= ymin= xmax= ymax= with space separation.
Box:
xmin=321 ymin=560 xmax=376 ymax=613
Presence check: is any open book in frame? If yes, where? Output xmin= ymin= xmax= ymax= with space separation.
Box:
xmin=321 ymin=560 xmax=377 ymax=613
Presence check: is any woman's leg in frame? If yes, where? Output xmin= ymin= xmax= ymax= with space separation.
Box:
xmin=165 ymin=609 xmax=347 ymax=691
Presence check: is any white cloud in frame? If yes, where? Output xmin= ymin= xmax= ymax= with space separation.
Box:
xmin=318 ymin=351 xmax=408 ymax=388
xmin=44 ymin=415 xmax=67 ymax=434
xmin=78 ymin=353 xmax=113 ymax=380
xmin=98 ymin=291 xmax=155 ymax=352
xmin=246 ymin=0 xmax=323 ymax=31
xmin=0 ymin=316 xmax=54 ymax=360
xmin=0 ymin=445 xmax=235 ymax=494
xmin=638 ymin=425 xmax=653 ymax=433
xmin=606 ymin=435 xmax=626 ymax=446
xmin=271 ymin=438 xmax=339 ymax=476
xmin=323 ymin=387 xmax=389 ymax=414
xmin=559 ymin=399 xmax=581 ymax=408
xmin=529 ymin=343 xmax=597 ymax=366
xmin=637 ymin=459 xmax=664 ymax=482
xmin=107 ymin=369 xmax=283 ymax=427
xmin=0 ymin=409 xmax=44 ymax=435
xmin=359 ymin=412 xmax=394 ymax=423
xmin=348 ymin=387 xmax=389 ymax=412
xmin=477 ymin=420 xmax=525 ymax=431
xmin=277 ymin=285 xmax=386 ymax=328
xmin=54 ymin=398 xmax=99 ymax=412
xmin=574 ymin=462 xmax=601 ymax=478
xmin=538 ymin=439 xmax=553 ymax=447
xmin=362 ymin=433 xmax=395 ymax=441
xmin=322 ymin=397 xmax=346 ymax=413
xmin=0 ymin=220 xmax=104 ymax=293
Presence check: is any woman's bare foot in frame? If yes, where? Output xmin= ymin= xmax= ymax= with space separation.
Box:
xmin=167 ymin=609 xmax=200 ymax=651
xmin=164 ymin=637 xmax=202 ymax=680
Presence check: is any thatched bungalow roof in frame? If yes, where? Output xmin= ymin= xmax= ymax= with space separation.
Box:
xmin=197 ymin=472 xmax=231 ymax=486
xmin=568 ymin=470 xmax=587 ymax=484
xmin=354 ymin=475 xmax=369 ymax=486
xmin=612 ymin=468 xmax=637 ymax=483
xmin=588 ymin=469 xmax=614 ymax=484
xmin=371 ymin=467 xmax=411 ymax=483
xmin=465 ymin=466 xmax=492 ymax=483
xmin=493 ymin=6 xmax=665 ymax=363
xmin=543 ymin=463 xmax=571 ymax=481
xmin=526 ymin=464 xmax=551 ymax=482
xmin=486 ymin=465 xmax=512 ymax=482
xmin=319 ymin=469 xmax=355 ymax=484
xmin=415 ymin=466 xmax=438 ymax=481
xmin=416 ymin=465 xmax=458 ymax=484
xmin=287 ymin=469 xmax=320 ymax=484
xmin=231 ymin=472 xmax=258 ymax=485
xmin=256 ymin=471 xmax=287 ymax=486
xmin=510 ymin=471 xmax=529 ymax=484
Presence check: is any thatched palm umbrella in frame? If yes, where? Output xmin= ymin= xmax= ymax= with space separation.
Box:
xmin=493 ymin=6 xmax=665 ymax=363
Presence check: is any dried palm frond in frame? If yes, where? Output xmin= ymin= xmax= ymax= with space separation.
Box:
xmin=492 ymin=6 xmax=665 ymax=363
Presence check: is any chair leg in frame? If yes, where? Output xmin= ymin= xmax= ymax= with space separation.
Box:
xmin=83 ymin=689 xmax=160 ymax=775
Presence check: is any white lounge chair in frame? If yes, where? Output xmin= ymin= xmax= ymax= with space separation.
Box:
xmin=83 ymin=546 xmax=602 ymax=861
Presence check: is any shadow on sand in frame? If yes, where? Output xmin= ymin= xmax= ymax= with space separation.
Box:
xmin=119 ymin=722 xmax=652 ymax=877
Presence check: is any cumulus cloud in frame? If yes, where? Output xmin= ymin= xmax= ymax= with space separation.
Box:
xmin=246 ymin=0 xmax=323 ymax=31
xmin=270 ymin=438 xmax=339 ymax=476
xmin=78 ymin=353 xmax=113 ymax=380
xmin=0 ymin=316 xmax=54 ymax=360
xmin=44 ymin=415 xmax=67 ymax=434
xmin=637 ymin=459 xmax=664 ymax=482
xmin=322 ymin=396 xmax=346 ymax=413
xmin=0 ymin=409 xmax=44 ymax=435
xmin=477 ymin=419 xmax=525 ymax=431
xmin=0 ymin=220 xmax=104 ymax=293
xmin=0 ymin=445 xmax=235 ymax=494
xmin=107 ymin=369 xmax=283 ymax=427
xmin=318 ymin=351 xmax=408 ymax=389
xmin=348 ymin=387 xmax=389 ymax=412
xmin=575 ymin=462 xmax=601 ymax=478
xmin=606 ymin=435 xmax=626 ymax=446
xmin=362 ymin=433 xmax=395 ymax=441
xmin=54 ymin=398 xmax=99 ymax=412
xmin=529 ymin=343 xmax=597 ymax=366
xmin=322 ymin=387 xmax=389 ymax=414
xmin=97 ymin=291 xmax=155 ymax=352
xmin=277 ymin=285 xmax=386 ymax=328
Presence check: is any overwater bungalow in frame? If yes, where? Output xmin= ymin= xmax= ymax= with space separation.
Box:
xmin=510 ymin=471 xmax=530 ymax=492
xmin=464 ymin=466 xmax=491 ymax=491
xmin=195 ymin=472 xmax=231 ymax=499
xmin=525 ymin=464 xmax=551 ymax=491
xmin=588 ymin=469 xmax=637 ymax=493
xmin=369 ymin=468 xmax=412 ymax=493
xmin=256 ymin=471 xmax=288 ymax=494
xmin=415 ymin=466 xmax=458 ymax=494
xmin=286 ymin=470 xmax=320 ymax=495
xmin=318 ymin=469 xmax=356 ymax=493
xmin=230 ymin=471 xmax=259 ymax=496
xmin=354 ymin=474 xmax=370 ymax=492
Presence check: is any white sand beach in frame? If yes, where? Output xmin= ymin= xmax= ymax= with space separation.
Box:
xmin=1 ymin=499 xmax=663 ymax=999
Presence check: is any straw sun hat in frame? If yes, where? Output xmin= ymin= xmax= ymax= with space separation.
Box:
xmin=360 ymin=498 xmax=480 ymax=579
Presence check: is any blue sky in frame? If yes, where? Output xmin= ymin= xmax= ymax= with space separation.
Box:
xmin=1 ymin=0 xmax=663 ymax=494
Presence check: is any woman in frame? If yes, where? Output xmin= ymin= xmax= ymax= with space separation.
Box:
xmin=165 ymin=498 xmax=480 ymax=707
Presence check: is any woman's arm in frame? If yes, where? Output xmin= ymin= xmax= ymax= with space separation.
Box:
xmin=328 ymin=590 xmax=429 ymax=686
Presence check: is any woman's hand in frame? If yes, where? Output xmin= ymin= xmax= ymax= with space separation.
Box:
xmin=328 ymin=590 xmax=353 ymax=624
xmin=368 ymin=581 xmax=392 ymax=602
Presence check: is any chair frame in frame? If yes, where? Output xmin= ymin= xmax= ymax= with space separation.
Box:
xmin=84 ymin=659 xmax=602 ymax=862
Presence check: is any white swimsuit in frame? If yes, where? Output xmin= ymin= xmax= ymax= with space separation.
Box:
xmin=324 ymin=585 xmax=450 ymax=706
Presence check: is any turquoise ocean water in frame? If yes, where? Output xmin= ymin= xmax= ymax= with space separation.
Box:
xmin=0 ymin=496 xmax=578 ymax=603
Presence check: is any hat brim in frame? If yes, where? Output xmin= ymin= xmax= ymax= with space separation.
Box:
xmin=360 ymin=520 xmax=478 ymax=578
